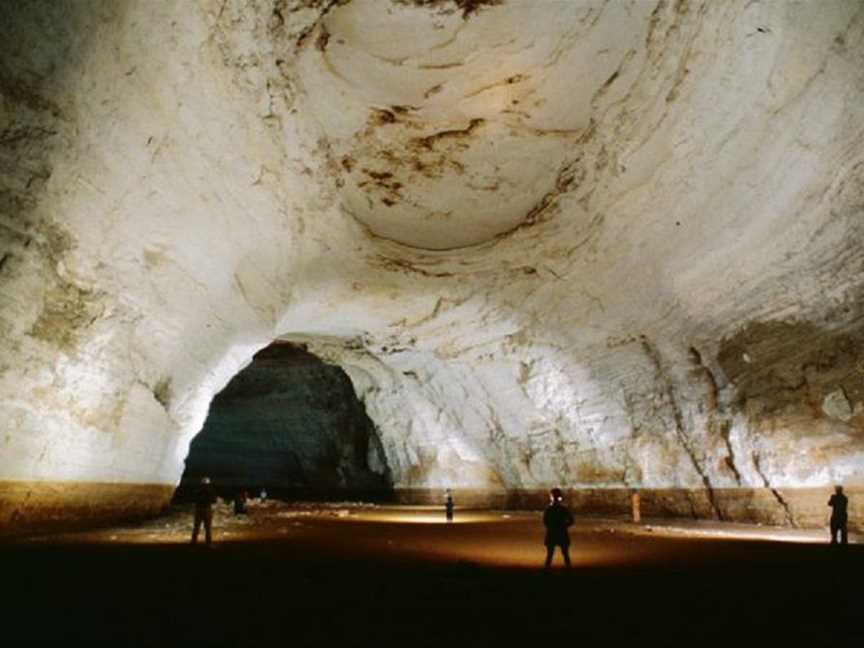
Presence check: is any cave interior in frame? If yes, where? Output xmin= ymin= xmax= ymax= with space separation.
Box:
xmin=1 ymin=0 xmax=864 ymax=644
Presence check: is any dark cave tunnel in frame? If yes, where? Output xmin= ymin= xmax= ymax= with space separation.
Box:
xmin=176 ymin=342 xmax=393 ymax=502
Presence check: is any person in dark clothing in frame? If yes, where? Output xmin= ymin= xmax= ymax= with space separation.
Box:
xmin=191 ymin=476 xmax=217 ymax=546
xmin=828 ymin=485 xmax=848 ymax=545
xmin=543 ymin=487 xmax=574 ymax=568
xmin=233 ymin=489 xmax=248 ymax=516
xmin=445 ymin=489 xmax=455 ymax=522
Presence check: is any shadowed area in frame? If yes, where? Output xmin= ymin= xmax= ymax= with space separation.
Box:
xmin=5 ymin=504 xmax=862 ymax=645
xmin=179 ymin=343 xmax=392 ymax=500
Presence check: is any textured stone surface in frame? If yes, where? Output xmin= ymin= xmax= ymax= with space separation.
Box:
xmin=823 ymin=388 xmax=854 ymax=422
xmin=0 ymin=0 xmax=863 ymax=530
xmin=182 ymin=343 xmax=390 ymax=494
xmin=392 ymin=486 xmax=864 ymax=531
xmin=0 ymin=481 xmax=173 ymax=537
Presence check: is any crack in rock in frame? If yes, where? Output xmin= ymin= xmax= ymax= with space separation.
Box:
xmin=717 ymin=420 xmax=742 ymax=485
xmin=752 ymin=451 xmax=797 ymax=526
xmin=641 ymin=336 xmax=724 ymax=520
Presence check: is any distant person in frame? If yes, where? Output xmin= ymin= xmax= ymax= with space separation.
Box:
xmin=543 ymin=487 xmax=574 ymax=569
xmin=445 ymin=489 xmax=455 ymax=522
xmin=191 ymin=477 xmax=216 ymax=546
xmin=828 ymin=485 xmax=848 ymax=545
xmin=233 ymin=489 xmax=248 ymax=515
xmin=260 ymin=487 xmax=268 ymax=503
xmin=631 ymin=489 xmax=641 ymax=523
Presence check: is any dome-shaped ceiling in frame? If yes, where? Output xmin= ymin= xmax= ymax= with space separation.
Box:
xmin=294 ymin=0 xmax=653 ymax=250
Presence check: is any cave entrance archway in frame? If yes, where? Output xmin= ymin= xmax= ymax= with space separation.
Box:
xmin=175 ymin=342 xmax=392 ymax=504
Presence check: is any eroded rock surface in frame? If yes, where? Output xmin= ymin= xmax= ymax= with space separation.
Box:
xmin=1 ymin=0 xmax=863 ymax=530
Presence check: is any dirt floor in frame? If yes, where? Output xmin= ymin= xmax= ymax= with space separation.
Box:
xmin=3 ymin=501 xmax=862 ymax=645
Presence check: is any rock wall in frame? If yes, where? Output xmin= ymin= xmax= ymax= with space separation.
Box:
xmin=1 ymin=0 xmax=863 ymax=532
xmin=181 ymin=343 xmax=390 ymax=496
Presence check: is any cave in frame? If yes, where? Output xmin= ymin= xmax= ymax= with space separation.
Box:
xmin=177 ymin=342 xmax=391 ymax=500
xmin=1 ymin=0 xmax=863 ymax=644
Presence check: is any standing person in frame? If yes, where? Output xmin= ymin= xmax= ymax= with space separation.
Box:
xmin=191 ymin=476 xmax=216 ymax=546
xmin=543 ymin=487 xmax=574 ymax=569
xmin=631 ymin=489 xmax=641 ymax=524
xmin=445 ymin=489 xmax=455 ymax=522
xmin=233 ymin=489 xmax=247 ymax=515
xmin=828 ymin=485 xmax=848 ymax=545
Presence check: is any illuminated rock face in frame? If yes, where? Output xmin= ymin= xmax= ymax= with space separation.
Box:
xmin=1 ymin=0 xmax=863 ymax=531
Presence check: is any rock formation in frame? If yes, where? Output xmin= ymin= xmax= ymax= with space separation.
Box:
xmin=181 ymin=343 xmax=390 ymax=496
xmin=1 ymin=0 xmax=862 ymax=531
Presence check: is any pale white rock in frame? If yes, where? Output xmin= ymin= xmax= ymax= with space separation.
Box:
xmin=822 ymin=389 xmax=854 ymax=423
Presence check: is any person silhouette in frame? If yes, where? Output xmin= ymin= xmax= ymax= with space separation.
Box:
xmin=191 ymin=476 xmax=216 ymax=546
xmin=543 ymin=487 xmax=574 ymax=569
xmin=631 ymin=488 xmax=641 ymax=523
xmin=828 ymin=485 xmax=848 ymax=545
xmin=445 ymin=489 xmax=454 ymax=522
xmin=233 ymin=489 xmax=248 ymax=515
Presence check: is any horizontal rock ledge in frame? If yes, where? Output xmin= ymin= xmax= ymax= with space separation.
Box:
xmin=391 ymin=487 xmax=864 ymax=532
xmin=0 ymin=481 xmax=174 ymax=538
xmin=2 ymin=481 xmax=860 ymax=536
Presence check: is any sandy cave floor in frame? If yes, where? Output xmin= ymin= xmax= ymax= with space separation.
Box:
xmin=4 ymin=501 xmax=863 ymax=645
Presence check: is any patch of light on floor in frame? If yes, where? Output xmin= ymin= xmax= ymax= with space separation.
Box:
xmin=348 ymin=506 xmax=507 ymax=525
xmin=645 ymin=523 xmax=837 ymax=544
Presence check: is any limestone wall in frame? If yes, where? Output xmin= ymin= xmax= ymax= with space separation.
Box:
xmin=1 ymin=0 xmax=862 ymax=532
